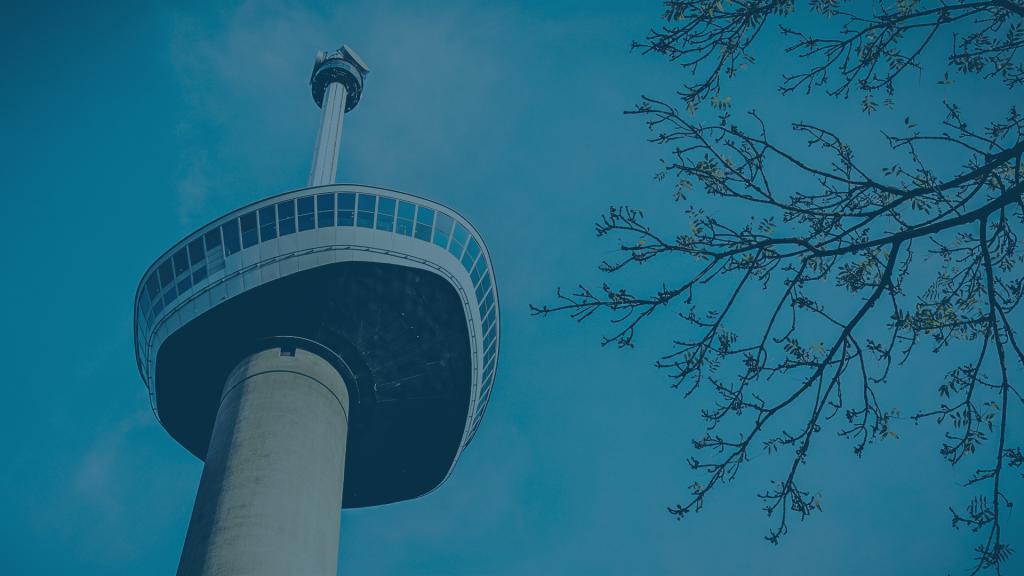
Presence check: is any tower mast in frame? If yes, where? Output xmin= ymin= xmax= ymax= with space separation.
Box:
xmin=308 ymin=45 xmax=369 ymax=186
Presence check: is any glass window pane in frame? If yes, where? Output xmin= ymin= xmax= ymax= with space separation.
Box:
xmin=145 ymin=274 xmax=160 ymax=300
xmin=416 ymin=206 xmax=435 ymax=226
xmin=471 ymin=261 xmax=483 ymax=285
xmin=448 ymin=238 xmax=465 ymax=258
xmin=414 ymin=206 xmax=434 ymax=241
xmin=222 ymin=220 xmax=241 ymax=255
xmin=396 ymin=200 xmax=415 ymax=235
xmin=479 ymin=381 xmax=494 ymax=409
xmin=205 ymin=228 xmax=222 ymax=251
xmin=435 ymin=212 xmax=453 ymax=232
xmin=317 ymin=193 xmax=335 ymax=211
xmin=475 ymin=274 xmax=492 ymax=300
xmin=449 ymin=223 xmax=468 ymax=258
xmin=205 ymin=228 xmax=225 ymax=275
xmin=414 ymin=222 xmax=432 ymax=240
xmin=376 ymin=212 xmax=394 ymax=231
xmin=177 ymin=275 xmax=192 ymax=294
xmin=338 ymin=208 xmax=354 ymax=226
xmin=139 ymin=296 xmax=151 ymax=326
xmin=472 ymin=260 xmax=489 ymax=286
xmin=188 ymin=238 xmax=205 ymax=264
xmin=277 ymin=200 xmax=296 ymax=235
xmin=164 ymin=285 xmax=178 ymax=307
xmin=452 ymin=223 xmax=468 ymax=245
xmin=433 ymin=212 xmax=453 ymax=248
xmin=376 ymin=197 xmax=395 ymax=231
xmin=318 ymin=209 xmax=335 ymax=227
xmin=469 ymin=412 xmax=484 ymax=440
xmin=357 ymin=194 xmax=377 ymax=228
xmin=297 ymin=196 xmax=315 ymax=231
xmin=158 ymin=260 xmax=174 ymax=287
xmin=476 ymin=278 xmax=492 ymax=301
xmin=482 ymin=355 xmax=497 ymax=379
xmin=173 ymin=248 xmax=189 ymax=276
xmin=278 ymin=199 xmax=296 ymax=218
xmin=192 ymin=266 xmax=208 ymax=284
xmin=462 ymin=238 xmax=480 ymax=271
xmin=338 ymin=192 xmax=355 ymax=210
xmin=357 ymin=193 xmax=377 ymax=212
xmin=259 ymin=206 xmax=277 ymax=240
xmin=317 ymin=194 xmax=335 ymax=227
xmin=240 ymin=211 xmax=258 ymax=248
xmin=482 ymin=367 xmax=496 ymax=393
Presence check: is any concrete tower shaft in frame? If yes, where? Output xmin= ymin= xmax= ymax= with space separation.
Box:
xmin=177 ymin=344 xmax=350 ymax=576
xmin=308 ymin=45 xmax=369 ymax=187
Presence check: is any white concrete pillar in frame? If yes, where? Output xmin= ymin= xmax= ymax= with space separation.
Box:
xmin=177 ymin=345 xmax=350 ymax=576
xmin=308 ymin=82 xmax=348 ymax=187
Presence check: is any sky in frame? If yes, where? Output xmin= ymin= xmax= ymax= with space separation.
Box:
xmin=0 ymin=1 xmax=1020 ymax=574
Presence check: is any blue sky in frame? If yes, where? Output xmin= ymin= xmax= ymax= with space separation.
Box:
xmin=1 ymin=1 xmax=1020 ymax=574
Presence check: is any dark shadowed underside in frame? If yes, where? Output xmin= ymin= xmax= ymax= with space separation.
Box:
xmin=156 ymin=261 xmax=472 ymax=508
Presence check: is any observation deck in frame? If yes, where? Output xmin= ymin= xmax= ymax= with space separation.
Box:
xmin=133 ymin=183 xmax=500 ymax=507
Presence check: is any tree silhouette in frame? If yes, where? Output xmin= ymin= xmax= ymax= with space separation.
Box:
xmin=533 ymin=2 xmax=1023 ymax=573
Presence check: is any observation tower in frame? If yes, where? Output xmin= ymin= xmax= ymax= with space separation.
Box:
xmin=133 ymin=45 xmax=500 ymax=576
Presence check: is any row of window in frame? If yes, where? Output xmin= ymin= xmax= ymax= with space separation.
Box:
xmin=138 ymin=191 xmax=499 ymax=423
